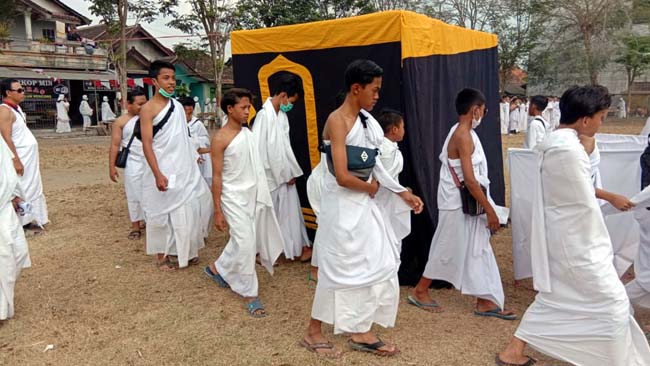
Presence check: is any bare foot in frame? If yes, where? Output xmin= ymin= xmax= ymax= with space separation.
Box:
xmin=300 ymin=246 xmax=313 ymax=262
xmin=301 ymin=335 xmax=342 ymax=359
xmin=409 ymin=289 xmax=444 ymax=313
xmin=157 ymin=255 xmax=176 ymax=272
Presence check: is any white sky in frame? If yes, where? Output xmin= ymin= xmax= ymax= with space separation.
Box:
xmin=62 ymin=0 xmax=198 ymax=50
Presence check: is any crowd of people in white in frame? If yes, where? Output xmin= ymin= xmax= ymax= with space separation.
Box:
xmin=2 ymin=59 xmax=650 ymax=365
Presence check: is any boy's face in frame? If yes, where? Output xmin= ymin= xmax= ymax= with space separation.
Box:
xmin=392 ymin=120 xmax=405 ymax=142
xmin=184 ymin=105 xmax=194 ymax=121
xmin=578 ymin=109 xmax=606 ymax=137
xmin=228 ymin=96 xmax=251 ymax=123
xmin=127 ymin=95 xmax=147 ymax=115
xmin=355 ymin=77 xmax=382 ymax=111
xmin=154 ymin=68 xmax=176 ymax=95
xmin=280 ymin=92 xmax=299 ymax=106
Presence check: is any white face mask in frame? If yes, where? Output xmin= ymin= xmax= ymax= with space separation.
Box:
xmin=472 ymin=117 xmax=482 ymax=129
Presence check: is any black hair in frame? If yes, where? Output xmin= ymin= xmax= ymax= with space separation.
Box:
xmin=529 ymin=95 xmax=548 ymax=112
xmin=127 ymin=87 xmax=146 ymax=103
xmin=0 ymin=79 xmax=19 ymax=98
xmin=377 ymin=108 xmax=404 ymax=133
xmin=559 ymin=85 xmax=611 ymax=124
xmin=180 ymin=97 xmax=195 ymax=107
xmin=344 ymin=59 xmax=383 ymax=91
xmin=221 ymin=88 xmax=253 ymax=113
xmin=269 ymin=72 xmax=304 ymax=99
xmin=455 ymin=88 xmax=486 ymax=115
xmin=149 ymin=60 xmax=175 ymax=79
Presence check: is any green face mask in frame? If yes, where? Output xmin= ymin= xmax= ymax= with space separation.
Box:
xmin=158 ymin=87 xmax=175 ymax=99
xmin=280 ymin=102 xmax=293 ymax=113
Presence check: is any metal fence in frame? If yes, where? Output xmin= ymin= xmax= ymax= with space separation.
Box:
xmin=21 ymin=99 xmax=57 ymax=130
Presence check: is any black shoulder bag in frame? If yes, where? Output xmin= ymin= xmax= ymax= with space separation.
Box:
xmin=322 ymin=112 xmax=379 ymax=182
xmin=115 ymin=121 xmax=138 ymax=168
xmin=449 ymin=165 xmax=486 ymax=216
xmin=134 ymin=100 xmax=176 ymax=141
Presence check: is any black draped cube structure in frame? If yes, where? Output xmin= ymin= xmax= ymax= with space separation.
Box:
xmin=231 ymin=10 xmax=504 ymax=285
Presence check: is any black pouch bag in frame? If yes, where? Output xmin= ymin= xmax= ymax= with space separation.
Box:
xmin=449 ymin=165 xmax=486 ymax=216
xmin=115 ymin=126 xmax=137 ymax=168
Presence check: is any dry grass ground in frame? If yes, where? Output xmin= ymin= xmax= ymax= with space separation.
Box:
xmin=0 ymin=118 xmax=647 ymax=366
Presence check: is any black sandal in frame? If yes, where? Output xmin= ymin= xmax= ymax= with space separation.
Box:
xmin=495 ymin=354 xmax=537 ymax=366
xmin=348 ymin=338 xmax=400 ymax=357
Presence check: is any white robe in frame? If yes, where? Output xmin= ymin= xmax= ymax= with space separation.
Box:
xmin=101 ymin=101 xmax=116 ymax=122
xmin=311 ymin=110 xmax=407 ymax=334
xmin=251 ymin=98 xmax=310 ymax=259
xmin=1 ymin=104 xmax=48 ymax=227
xmin=519 ymin=103 xmax=528 ymax=131
xmin=551 ymin=101 xmax=561 ymax=130
xmin=625 ymin=188 xmax=650 ymax=308
xmin=215 ymin=127 xmax=284 ymax=297
xmin=143 ymin=99 xmax=213 ymax=268
xmin=193 ymin=101 xmax=202 ymax=117
xmin=121 ymin=116 xmax=144 ymax=222
xmin=79 ymin=100 xmax=93 ymax=129
xmin=0 ymin=138 xmax=31 ymax=320
xmin=55 ymin=101 xmax=71 ymax=133
xmin=523 ymin=116 xmax=548 ymax=150
xmin=376 ymin=137 xmax=411 ymax=257
xmin=188 ymin=118 xmax=212 ymax=186
xmin=509 ymin=108 xmax=520 ymax=132
xmin=516 ymin=129 xmax=650 ymax=366
xmin=618 ymin=99 xmax=627 ymax=119
xmin=422 ymin=123 xmax=505 ymax=310
xmin=499 ymin=102 xmax=510 ymax=135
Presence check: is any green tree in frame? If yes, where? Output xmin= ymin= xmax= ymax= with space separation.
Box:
xmin=88 ymin=0 xmax=177 ymax=112
xmin=167 ymin=0 xmax=235 ymax=100
xmin=615 ymin=34 xmax=650 ymax=114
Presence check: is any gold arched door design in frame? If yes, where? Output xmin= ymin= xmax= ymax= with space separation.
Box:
xmin=257 ymin=55 xmax=320 ymax=169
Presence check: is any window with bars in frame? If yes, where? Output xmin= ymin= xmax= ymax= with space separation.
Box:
xmin=42 ymin=29 xmax=55 ymax=42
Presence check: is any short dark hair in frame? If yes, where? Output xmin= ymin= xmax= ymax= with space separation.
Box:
xmin=149 ymin=60 xmax=175 ymax=79
xmin=221 ymin=88 xmax=253 ymax=113
xmin=1 ymin=79 xmax=19 ymax=98
xmin=269 ymin=72 xmax=304 ymax=98
xmin=127 ymin=87 xmax=146 ymax=103
xmin=344 ymin=59 xmax=383 ymax=91
xmin=377 ymin=108 xmax=404 ymax=133
xmin=530 ymin=95 xmax=548 ymax=112
xmin=559 ymin=85 xmax=611 ymax=124
xmin=455 ymin=88 xmax=486 ymax=115
xmin=180 ymin=97 xmax=195 ymax=108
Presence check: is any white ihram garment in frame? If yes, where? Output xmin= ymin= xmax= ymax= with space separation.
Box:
xmin=509 ymin=108 xmax=519 ymax=132
xmin=188 ymin=118 xmax=212 ymax=186
xmin=422 ymin=123 xmax=505 ymax=310
xmin=624 ymin=187 xmax=650 ymax=308
xmin=499 ymin=102 xmax=510 ymax=135
xmin=311 ymin=110 xmax=407 ymax=334
xmin=215 ymin=127 xmax=284 ymax=297
xmin=2 ymin=104 xmax=48 ymax=226
xmin=252 ymin=98 xmax=310 ymax=259
xmin=0 ymin=138 xmax=31 ymax=320
xmin=79 ymin=100 xmax=93 ymax=129
xmin=523 ymin=116 xmax=548 ymax=150
xmin=101 ymin=101 xmax=116 ymax=122
xmin=121 ymin=116 xmax=144 ymax=222
xmin=55 ymin=100 xmax=71 ymax=133
xmin=143 ymin=100 xmax=213 ymax=268
xmin=515 ymin=129 xmax=650 ymax=366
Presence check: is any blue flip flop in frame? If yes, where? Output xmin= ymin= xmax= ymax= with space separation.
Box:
xmin=407 ymin=295 xmax=440 ymax=312
xmin=475 ymin=308 xmax=517 ymax=321
xmin=204 ymin=266 xmax=230 ymax=288
xmin=246 ymin=298 xmax=267 ymax=318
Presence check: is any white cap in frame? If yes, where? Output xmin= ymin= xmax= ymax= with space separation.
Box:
xmin=82 ymin=95 xmax=88 ymax=100
xmin=212 ymin=98 xmax=216 ymax=102
xmin=57 ymin=94 xmax=64 ymax=101
xmin=193 ymin=96 xmax=199 ymax=102
xmin=102 ymin=96 xmax=108 ymax=102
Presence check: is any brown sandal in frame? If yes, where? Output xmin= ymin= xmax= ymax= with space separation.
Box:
xmin=128 ymin=230 xmax=141 ymax=240
xmin=299 ymin=339 xmax=342 ymax=359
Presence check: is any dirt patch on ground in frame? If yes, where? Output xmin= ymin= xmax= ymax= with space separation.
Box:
xmin=0 ymin=119 xmax=647 ymax=366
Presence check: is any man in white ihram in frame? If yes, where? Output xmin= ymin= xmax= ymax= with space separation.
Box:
xmin=79 ymin=95 xmax=93 ymax=131
xmin=252 ymin=72 xmax=311 ymax=261
xmin=0 ymin=79 xmax=49 ymax=230
xmin=497 ymin=85 xmax=650 ymax=366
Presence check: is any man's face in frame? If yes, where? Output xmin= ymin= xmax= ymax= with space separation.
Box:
xmin=228 ymin=96 xmax=250 ymax=124
xmin=355 ymin=77 xmax=382 ymax=111
xmin=183 ymin=105 xmax=194 ymax=122
xmin=578 ymin=109 xmax=606 ymax=137
xmin=154 ymin=68 xmax=176 ymax=96
xmin=281 ymin=92 xmax=299 ymax=106
xmin=6 ymin=82 xmax=25 ymax=104
xmin=127 ymin=95 xmax=147 ymax=115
